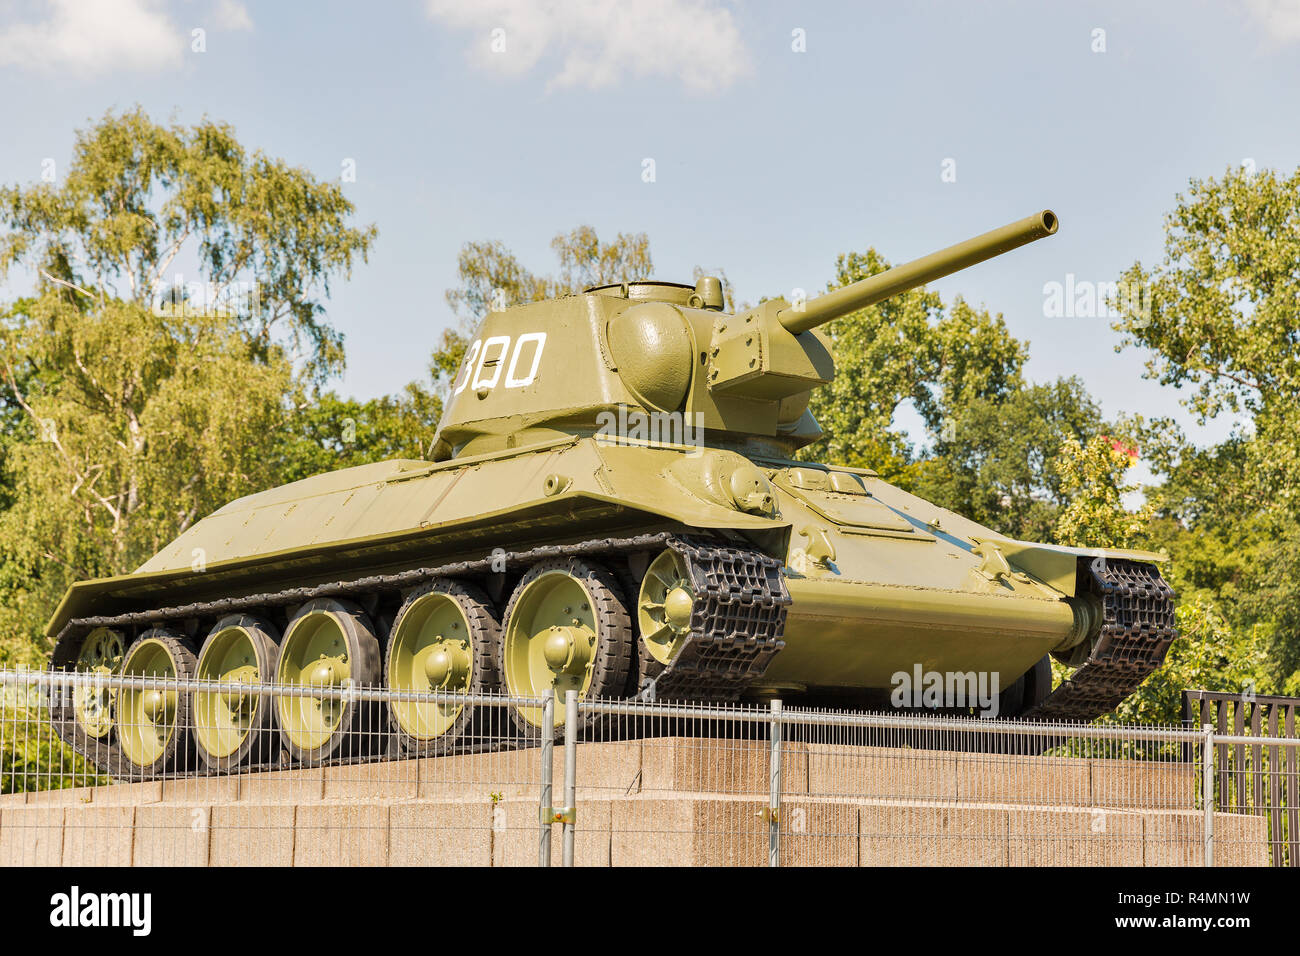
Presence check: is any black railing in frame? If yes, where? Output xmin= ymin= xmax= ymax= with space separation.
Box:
xmin=1183 ymin=689 xmax=1300 ymax=866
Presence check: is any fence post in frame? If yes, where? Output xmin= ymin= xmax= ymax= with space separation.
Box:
xmin=769 ymin=699 xmax=782 ymax=868
xmin=1203 ymin=723 xmax=1215 ymax=868
xmin=563 ymin=689 xmax=578 ymax=867
xmin=539 ymin=688 xmax=555 ymax=867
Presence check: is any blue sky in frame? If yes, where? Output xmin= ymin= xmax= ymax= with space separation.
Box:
xmin=2 ymin=0 xmax=1298 ymax=467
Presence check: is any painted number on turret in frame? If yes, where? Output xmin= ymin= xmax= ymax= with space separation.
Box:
xmin=452 ymin=333 xmax=547 ymax=395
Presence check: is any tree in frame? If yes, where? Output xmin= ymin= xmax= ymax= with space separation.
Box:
xmin=273 ymin=387 xmax=440 ymax=484
xmin=1113 ymin=165 xmax=1300 ymax=511
xmin=0 ymin=294 xmax=292 ymax=664
xmin=926 ymin=298 xmax=1029 ymax=429
xmin=444 ymin=240 xmax=548 ymax=321
xmin=0 ymin=107 xmax=375 ymax=381
xmin=1142 ymin=431 xmax=1300 ymax=686
xmin=912 ymin=377 xmax=1103 ymax=542
xmin=1114 ymin=164 xmax=1300 ymax=690
xmin=549 ymin=226 xmax=653 ymax=293
xmin=1103 ymin=598 xmax=1272 ymax=727
xmin=274 ymin=330 xmax=467 ymax=483
xmin=446 ymin=226 xmax=653 ymax=321
xmin=1052 ymin=434 xmax=1154 ymax=549
xmin=0 ymin=108 xmax=376 ymax=664
xmin=802 ymin=249 xmax=942 ymax=477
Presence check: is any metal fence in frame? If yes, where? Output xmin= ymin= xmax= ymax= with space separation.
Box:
xmin=1184 ymin=690 xmax=1300 ymax=866
xmin=0 ymin=668 xmax=1281 ymax=866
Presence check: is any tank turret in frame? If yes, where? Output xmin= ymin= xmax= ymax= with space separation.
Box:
xmin=432 ymin=211 xmax=1059 ymax=460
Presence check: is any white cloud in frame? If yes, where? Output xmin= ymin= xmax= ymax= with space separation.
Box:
xmin=0 ymin=0 xmax=183 ymax=73
xmin=1242 ymin=0 xmax=1300 ymax=42
xmin=425 ymin=0 xmax=751 ymax=94
xmin=212 ymin=0 xmax=252 ymax=32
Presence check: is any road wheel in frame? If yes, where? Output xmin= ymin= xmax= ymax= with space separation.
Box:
xmin=499 ymin=558 xmax=632 ymax=737
xmin=193 ymin=614 xmax=280 ymax=771
xmin=385 ymin=579 xmax=502 ymax=755
xmin=116 ymin=629 xmax=198 ymax=779
xmin=275 ymin=598 xmax=380 ymax=765
xmin=636 ymin=548 xmax=696 ymax=676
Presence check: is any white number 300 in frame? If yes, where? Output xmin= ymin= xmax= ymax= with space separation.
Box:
xmin=452 ymin=332 xmax=547 ymax=396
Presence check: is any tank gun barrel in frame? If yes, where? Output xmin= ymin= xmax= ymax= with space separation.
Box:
xmin=778 ymin=209 xmax=1058 ymax=334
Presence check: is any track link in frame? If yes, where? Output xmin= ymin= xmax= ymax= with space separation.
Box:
xmin=644 ymin=536 xmax=790 ymax=702
xmin=50 ymin=533 xmax=677 ymax=660
xmin=1022 ymin=557 xmax=1178 ymax=722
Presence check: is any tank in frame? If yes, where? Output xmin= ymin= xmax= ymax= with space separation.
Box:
xmin=45 ymin=209 xmax=1177 ymax=777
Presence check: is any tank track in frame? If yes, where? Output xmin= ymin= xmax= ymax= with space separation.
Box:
xmin=50 ymin=534 xmax=1167 ymax=776
xmin=646 ymin=536 xmax=790 ymax=702
xmin=1021 ymin=556 xmax=1177 ymax=722
xmin=54 ymin=534 xmax=791 ymax=701
xmin=51 ymin=533 xmax=678 ymax=656
xmin=50 ymin=532 xmax=790 ymax=730
xmin=50 ymin=531 xmax=792 ymax=775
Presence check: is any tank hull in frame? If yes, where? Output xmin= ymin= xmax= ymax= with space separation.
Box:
xmin=48 ymin=435 xmax=1154 ymax=698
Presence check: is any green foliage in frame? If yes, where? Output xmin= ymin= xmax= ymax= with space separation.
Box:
xmin=1113 ymin=165 xmax=1300 ymax=512
xmin=801 ymin=248 xmax=945 ymax=473
xmin=427 ymin=327 xmax=470 ymax=386
xmin=1112 ymin=164 xmax=1300 ymax=697
xmin=803 ymin=247 xmax=1123 ymax=548
xmin=274 ymin=328 xmax=466 ymax=482
xmin=274 ymin=387 xmax=441 ymax=484
xmin=0 ymin=296 xmax=292 ymax=660
xmin=801 ymin=250 xmax=1038 ymax=492
xmin=913 ymin=377 xmax=1103 ymax=542
xmin=549 ymin=226 xmax=653 ymax=293
xmin=444 ymin=240 xmax=549 ymax=320
xmin=0 ymin=107 xmax=378 ymax=669
xmin=0 ymin=109 xmax=382 ymax=784
xmin=1052 ymin=434 xmax=1155 ymax=549
xmin=0 ymin=107 xmax=376 ymax=381
xmin=446 ymin=226 xmax=652 ymax=320
xmin=927 ymin=298 xmax=1029 ymax=427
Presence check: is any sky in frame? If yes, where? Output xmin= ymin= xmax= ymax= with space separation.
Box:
xmin=1 ymin=0 xmax=1299 ymax=472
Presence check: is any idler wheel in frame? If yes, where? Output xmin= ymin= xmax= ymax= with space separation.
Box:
xmin=636 ymin=548 xmax=697 ymax=667
xmin=499 ymin=558 xmax=632 ymax=736
xmin=193 ymin=614 xmax=280 ymax=771
xmin=116 ymin=629 xmax=198 ymax=779
xmin=385 ymin=579 xmax=502 ymax=755
xmin=275 ymin=598 xmax=380 ymax=765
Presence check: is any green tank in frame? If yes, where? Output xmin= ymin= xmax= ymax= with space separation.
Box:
xmin=46 ymin=209 xmax=1177 ymax=777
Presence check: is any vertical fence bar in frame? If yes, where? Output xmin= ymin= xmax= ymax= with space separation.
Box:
xmin=1268 ymin=706 xmax=1283 ymax=867
xmin=539 ymin=688 xmax=555 ymax=868
xmin=562 ymin=690 xmax=578 ymax=868
xmin=769 ymin=699 xmax=782 ymax=868
xmin=1216 ymin=699 xmax=1228 ymax=810
xmin=1203 ymin=723 xmax=1215 ymax=868
xmin=1287 ymin=707 xmax=1299 ymax=867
